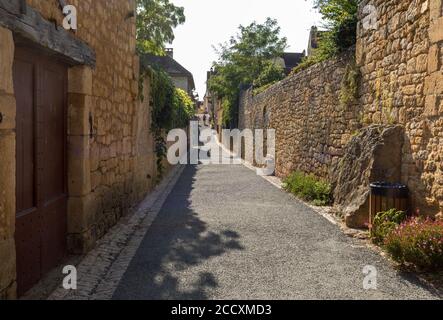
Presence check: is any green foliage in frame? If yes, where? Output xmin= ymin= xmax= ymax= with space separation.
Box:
xmin=340 ymin=60 xmax=360 ymax=107
xmin=292 ymin=0 xmax=358 ymax=74
xmin=144 ymin=67 xmax=194 ymax=179
xmin=314 ymin=0 xmax=358 ymax=51
xmin=370 ymin=209 xmax=407 ymax=245
xmin=136 ymin=0 xmax=185 ymax=54
xmin=150 ymin=67 xmax=175 ymax=131
xmin=221 ymin=99 xmax=232 ymax=127
xmin=283 ymin=171 xmax=332 ymax=206
xmin=208 ymin=18 xmax=287 ymax=127
xmin=384 ymin=218 xmax=443 ymax=271
xmin=252 ymin=61 xmax=285 ymax=95
xmin=173 ymin=88 xmax=195 ymax=129
xmin=252 ymin=82 xmax=275 ymax=96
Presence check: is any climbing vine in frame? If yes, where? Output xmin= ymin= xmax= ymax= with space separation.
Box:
xmin=140 ymin=66 xmax=195 ymax=180
xmin=339 ymin=59 xmax=360 ymax=107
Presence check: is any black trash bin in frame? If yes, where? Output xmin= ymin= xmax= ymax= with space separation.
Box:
xmin=369 ymin=182 xmax=409 ymax=229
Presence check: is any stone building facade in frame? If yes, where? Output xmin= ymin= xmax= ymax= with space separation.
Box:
xmin=0 ymin=0 xmax=161 ymax=298
xmin=239 ymin=0 xmax=443 ymax=222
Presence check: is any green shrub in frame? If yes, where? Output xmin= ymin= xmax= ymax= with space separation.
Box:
xmin=283 ymin=171 xmax=332 ymax=206
xmin=143 ymin=66 xmax=195 ymax=180
xmin=370 ymin=209 xmax=407 ymax=245
xmin=384 ymin=218 xmax=443 ymax=271
xmin=291 ymin=0 xmax=358 ymax=75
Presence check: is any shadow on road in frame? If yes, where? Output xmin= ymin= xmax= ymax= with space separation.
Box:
xmin=113 ymin=165 xmax=244 ymax=300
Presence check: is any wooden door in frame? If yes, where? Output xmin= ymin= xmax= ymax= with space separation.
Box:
xmin=13 ymin=47 xmax=68 ymax=296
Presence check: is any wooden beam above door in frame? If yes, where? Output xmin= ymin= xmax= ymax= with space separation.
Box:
xmin=0 ymin=0 xmax=96 ymax=67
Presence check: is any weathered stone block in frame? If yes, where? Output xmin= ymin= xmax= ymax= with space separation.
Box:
xmin=0 ymin=238 xmax=16 ymax=299
xmin=331 ymin=125 xmax=405 ymax=228
xmin=0 ymin=132 xmax=15 ymax=240
xmin=428 ymin=45 xmax=440 ymax=73
xmin=68 ymin=93 xmax=91 ymax=136
xmin=429 ymin=17 xmax=443 ymax=43
xmin=424 ymin=95 xmax=439 ymax=116
xmin=0 ymin=281 xmax=16 ymax=300
xmin=67 ymin=193 xmax=97 ymax=234
xmin=430 ymin=0 xmax=442 ymax=20
xmin=416 ymin=54 xmax=428 ymax=73
xmin=133 ymin=55 xmax=140 ymax=79
xmin=68 ymin=66 xmax=93 ymax=95
xmin=424 ymin=72 xmax=443 ymax=94
xmin=0 ymin=95 xmax=16 ymax=130
xmin=68 ymin=136 xmax=91 ymax=197
xmin=67 ymin=228 xmax=97 ymax=255
xmin=0 ymin=27 xmax=14 ymax=95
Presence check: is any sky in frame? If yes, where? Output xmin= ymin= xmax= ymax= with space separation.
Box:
xmin=170 ymin=0 xmax=322 ymax=98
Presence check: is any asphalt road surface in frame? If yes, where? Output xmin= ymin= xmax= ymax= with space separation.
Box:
xmin=113 ymin=162 xmax=439 ymax=300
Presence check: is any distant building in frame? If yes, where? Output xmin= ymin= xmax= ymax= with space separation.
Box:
xmin=274 ymin=52 xmax=306 ymax=75
xmin=307 ymin=26 xmax=326 ymax=56
xmin=140 ymin=48 xmax=196 ymax=97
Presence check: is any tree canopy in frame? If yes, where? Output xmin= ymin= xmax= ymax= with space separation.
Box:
xmin=314 ymin=0 xmax=358 ymax=53
xmin=136 ymin=0 xmax=185 ymax=54
xmin=293 ymin=0 xmax=358 ymax=73
xmin=208 ymin=18 xmax=287 ymax=127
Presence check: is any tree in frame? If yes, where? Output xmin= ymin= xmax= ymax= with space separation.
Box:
xmin=173 ymin=88 xmax=195 ymax=128
xmin=292 ymin=0 xmax=358 ymax=74
xmin=136 ymin=0 xmax=185 ymax=54
xmin=208 ymin=18 xmax=287 ymax=127
xmin=147 ymin=67 xmax=194 ymax=178
xmin=314 ymin=0 xmax=358 ymax=53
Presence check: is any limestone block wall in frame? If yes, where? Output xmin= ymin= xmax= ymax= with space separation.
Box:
xmin=357 ymin=0 xmax=443 ymax=215
xmin=0 ymin=26 xmax=17 ymax=299
xmin=0 ymin=0 xmax=162 ymax=297
xmin=132 ymin=77 xmax=157 ymax=203
xmin=239 ymin=49 xmax=361 ymax=179
xmin=26 ymin=0 xmax=141 ymax=251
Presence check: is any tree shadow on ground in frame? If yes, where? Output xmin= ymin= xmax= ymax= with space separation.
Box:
xmin=395 ymin=269 xmax=443 ymax=298
xmin=113 ymin=165 xmax=244 ymax=300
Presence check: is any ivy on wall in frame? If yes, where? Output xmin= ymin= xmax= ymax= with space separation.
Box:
xmin=340 ymin=59 xmax=360 ymax=108
xmin=140 ymin=66 xmax=195 ymax=179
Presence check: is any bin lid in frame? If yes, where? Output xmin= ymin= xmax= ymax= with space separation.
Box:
xmin=370 ymin=182 xmax=407 ymax=189
xmin=370 ymin=181 xmax=408 ymax=197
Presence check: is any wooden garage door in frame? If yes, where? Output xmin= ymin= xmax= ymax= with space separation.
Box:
xmin=13 ymin=47 xmax=68 ymax=296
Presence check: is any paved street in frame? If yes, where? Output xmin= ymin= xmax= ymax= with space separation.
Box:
xmin=112 ymin=162 xmax=439 ymax=300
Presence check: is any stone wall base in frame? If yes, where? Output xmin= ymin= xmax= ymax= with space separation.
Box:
xmin=67 ymin=229 xmax=97 ymax=255
xmin=0 ymin=281 xmax=16 ymax=300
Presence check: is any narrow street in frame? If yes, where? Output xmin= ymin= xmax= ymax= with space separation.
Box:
xmin=3 ymin=0 xmax=443 ymax=304
xmin=111 ymin=159 xmax=438 ymax=300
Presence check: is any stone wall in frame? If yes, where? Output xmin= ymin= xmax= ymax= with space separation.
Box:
xmin=0 ymin=26 xmax=17 ymax=299
xmin=239 ymin=49 xmax=361 ymax=180
xmin=239 ymin=0 xmax=443 ymax=220
xmin=0 ymin=0 xmax=162 ymax=298
xmin=357 ymin=0 xmax=443 ymax=215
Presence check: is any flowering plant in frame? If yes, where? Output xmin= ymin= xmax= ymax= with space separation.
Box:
xmin=370 ymin=209 xmax=406 ymax=245
xmin=384 ymin=217 xmax=443 ymax=271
